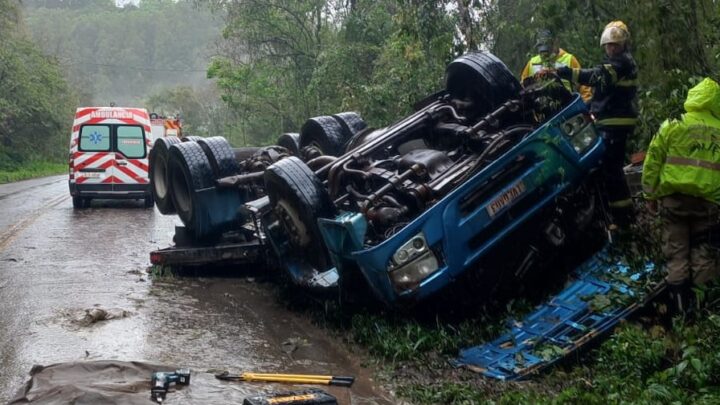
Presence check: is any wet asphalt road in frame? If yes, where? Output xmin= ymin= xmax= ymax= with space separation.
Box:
xmin=0 ymin=176 xmax=393 ymax=404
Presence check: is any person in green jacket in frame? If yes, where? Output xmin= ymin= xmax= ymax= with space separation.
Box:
xmin=641 ymin=77 xmax=720 ymax=316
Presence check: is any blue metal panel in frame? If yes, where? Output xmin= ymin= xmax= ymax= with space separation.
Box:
xmin=454 ymin=247 xmax=664 ymax=380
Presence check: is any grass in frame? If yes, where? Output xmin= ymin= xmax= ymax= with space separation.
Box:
xmin=147 ymin=265 xmax=177 ymax=279
xmin=340 ymin=285 xmax=720 ymax=405
xmin=287 ymin=212 xmax=720 ymax=404
xmin=0 ymin=161 xmax=66 ymax=183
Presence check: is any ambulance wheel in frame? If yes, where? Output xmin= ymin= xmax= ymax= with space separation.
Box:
xmin=445 ymin=51 xmax=521 ymax=118
xmin=144 ymin=194 xmax=154 ymax=208
xmin=72 ymin=196 xmax=85 ymax=209
xmin=149 ymin=136 xmax=182 ymax=214
xmin=196 ymin=136 xmax=240 ymax=179
xmin=264 ymin=156 xmax=336 ymax=272
xmin=167 ymin=141 xmax=214 ymax=229
xmin=299 ymin=116 xmax=349 ymax=157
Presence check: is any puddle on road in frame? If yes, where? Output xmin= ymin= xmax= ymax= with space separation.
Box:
xmin=141 ymin=277 xmax=391 ymax=404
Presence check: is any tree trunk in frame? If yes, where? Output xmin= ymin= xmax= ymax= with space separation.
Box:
xmin=455 ymin=0 xmax=476 ymax=51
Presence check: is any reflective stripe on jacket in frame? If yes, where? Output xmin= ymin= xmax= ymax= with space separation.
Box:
xmin=642 ymin=78 xmax=720 ymax=204
xmin=520 ymin=49 xmax=592 ymax=102
xmin=559 ymin=51 xmax=638 ymax=130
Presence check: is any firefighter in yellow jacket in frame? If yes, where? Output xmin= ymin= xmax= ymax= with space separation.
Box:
xmin=520 ymin=29 xmax=592 ymax=102
xmin=642 ymin=77 xmax=720 ymax=315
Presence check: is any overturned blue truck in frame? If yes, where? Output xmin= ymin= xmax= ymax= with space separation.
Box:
xmin=149 ymin=52 xmax=664 ymax=379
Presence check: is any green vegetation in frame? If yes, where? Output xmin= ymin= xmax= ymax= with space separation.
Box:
xmin=22 ymin=0 xmax=221 ymax=107
xmin=3 ymin=1 xmax=720 ymax=400
xmin=206 ymin=0 xmax=719 ymax=151
xmin=0 ymin=162 xmax=66 ymax=184
xmin=147 ymin=265 xmax=177 ymax=279
xmin=8 ymin=0 xmax=719 ymax=167
xmin=340 ymin=283 xmax=720 ymax=404
xmin=2 ymin=0 xmax=228 ymax=180
xmin=292 ymin=218 xmax=717 ymax=404
xmin=0 ymin=0 xmax=76 ymax=172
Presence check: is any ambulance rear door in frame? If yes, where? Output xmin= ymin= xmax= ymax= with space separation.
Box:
xmin=75 ymin=123 xmax=114 ymax=187
xmin=114 ymin=124 xmax=150 ymax=189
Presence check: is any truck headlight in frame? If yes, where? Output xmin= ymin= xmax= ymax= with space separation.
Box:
xmin=561 ymin=113 xmax=598 ymax=154
xmin=388 ymin=233 xmax=440 ymax=290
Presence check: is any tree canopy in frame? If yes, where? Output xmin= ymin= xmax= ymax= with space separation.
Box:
xmin=0 ymin=0 xmax=76 ymax=169
xmin=4 ymin=0 xmax=720 ymax=165
xmin=207 ymin=0 xmax=720 ymax=149
xmin=23 ymin=0 xmax=222 ymax=107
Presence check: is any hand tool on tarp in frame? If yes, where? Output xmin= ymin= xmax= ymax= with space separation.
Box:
xmin=150 ymin=369 xmax=191 ymax=403
xmin=215 ymin=371 xmax=354 ymax=387
xmin=243 ymin=388 xmax=338 ymax=405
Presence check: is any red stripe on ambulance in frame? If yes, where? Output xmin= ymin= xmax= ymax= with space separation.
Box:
xmin=74 ymin=152 xmax=110 ymax=171
xmin=128 ymin=159 xmax=149 ymax=172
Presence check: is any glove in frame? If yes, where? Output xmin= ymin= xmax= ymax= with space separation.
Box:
xmin=556 ymin=66 xmax=572 ymax=79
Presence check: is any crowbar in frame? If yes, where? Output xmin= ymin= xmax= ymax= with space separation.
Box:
xmin=215 ymin=371 xmax=354 ymax=387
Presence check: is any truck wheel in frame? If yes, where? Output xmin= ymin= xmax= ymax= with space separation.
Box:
xmin=196 ymin=136 xmax=241 ymax=179
xmin=344 ymin=127 xmax=387 ymax=153
xmin=276 ymin=133 xmax=301 ymax=156
xmin=72 ymin=196 xmax=84 ymax=209
xmin=445 ymin=51 xmax=521 ymax=118
xmin=167 ymin=141 xmax=215 ymax=229
xmin=182 ymin=135 xmax=203 ymax=142
xmin=299 ymin=116 xmax=349 ymax=157
xmin=149 ymin=136 xmax=182 ymax=214
xmin=264 ymin=156 xmax=336 ymax=273
xmin=332 ymin=112 xmax=367 ymax=142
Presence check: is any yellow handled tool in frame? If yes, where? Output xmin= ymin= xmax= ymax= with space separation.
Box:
xmin=215 ymin=371 xmax=354 ymax=387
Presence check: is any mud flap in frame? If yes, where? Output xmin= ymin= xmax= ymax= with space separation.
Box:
xmin=454 ymin=246 xmax=665 ymax=380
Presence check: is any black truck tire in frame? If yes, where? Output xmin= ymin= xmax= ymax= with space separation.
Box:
xmin=331 ymin=112 xmax=367 ymax=142
xmin=445 ymin=52 xmax=521 ymax=118
xmin=344 ymin=127 xmax=387 ymax=153
xmin=182 ymin=135 xmax=203 ymax=142
xmin=276 ymin=133 xmax=301 ymax=156
xmin=167 ymin=141 xmax=215 ymax=228
xmin=196 ymin=136 xmax=241 ymax=179
xmin=264 ymin=156 xmax=336 ymax=273
xmin=149 ymin=136 xmax=182 ymax=214
xmin=299 ymin=116 xmax=349 ymax=157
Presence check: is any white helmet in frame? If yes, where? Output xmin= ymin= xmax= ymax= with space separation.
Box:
xmin=600 ymin=21 xmax=629 ymax=46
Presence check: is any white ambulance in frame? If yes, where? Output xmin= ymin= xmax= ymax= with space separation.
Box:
xmin=68 ymin=107 xmax=154 ymax=209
